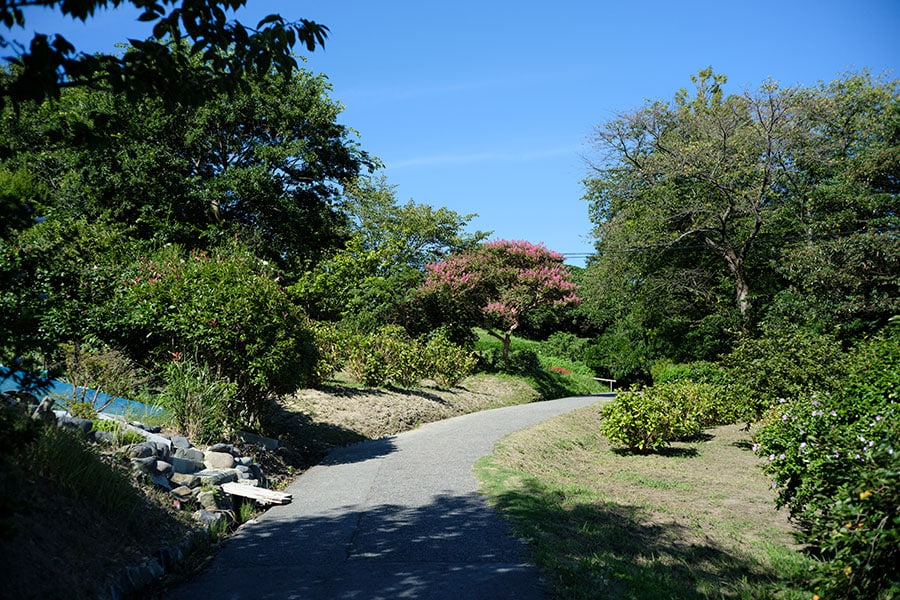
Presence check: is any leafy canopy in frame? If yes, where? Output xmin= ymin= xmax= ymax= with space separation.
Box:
xmin=0 ymin=0 xmax=329 ymax=106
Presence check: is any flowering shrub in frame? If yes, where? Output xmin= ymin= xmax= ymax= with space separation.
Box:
xmin=104 ymin=243 xmax=316 ymax=426
xmin=753 ymin=330 xmax=899 ymax=598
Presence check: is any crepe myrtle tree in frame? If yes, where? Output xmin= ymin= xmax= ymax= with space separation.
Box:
xmin=418 ymin=240 xmax=581 ymax=360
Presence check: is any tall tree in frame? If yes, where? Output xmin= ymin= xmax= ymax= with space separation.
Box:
xmin=0 ymin=0 xmax=328 ymax=106
xmin=583 ymin=70 xmax=899 ymax=368
xmin=0 ymin=63 xmax=376 ymax=272
xmin=586 ymin=69 xmax=800 ymax=326
xmin=292 ymin=175 xmax=488 ymax=327
xmin=417 ymin=240 xmax=580 ymax=359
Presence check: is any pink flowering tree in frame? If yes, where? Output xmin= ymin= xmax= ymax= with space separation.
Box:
xmin=418 ymin=240 xmax=581 ymax=360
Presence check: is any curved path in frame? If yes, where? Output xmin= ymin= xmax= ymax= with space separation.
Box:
xmin=169 ymin=394 xmax=609 ymax=600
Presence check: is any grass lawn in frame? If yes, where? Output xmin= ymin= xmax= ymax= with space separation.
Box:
xmin=476 ymin=401 xmax=816 ymax=599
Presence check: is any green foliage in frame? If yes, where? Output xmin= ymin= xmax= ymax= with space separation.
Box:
xmin=292 ymin=175 xmax=485 ymax=326
xmin=600 ymin=381 xmax=732 ymax=452
xmin=0 ymin=218 xmax=133 ymax=370
xmin=0 ymin=1 xmax=330 ymax=107
xmin=339 ymin=325 xmax=477 ymax=389
xmin=308 ymin=321 xmax=352 ymax=385
xmin=753 ymin=329 xmax=900 ymax=598
xmin=344 ymin=325 xmax=425 ymax=388
xmin=582 ymin=70 xmax=899 ymax=374
xmin=722 ymin=325 xmax=846 ymax=420
xmin=540 ymin=332 xmax=591 ymax=363
xmin=422 ymin=332 xmax=478 ymax=389
xmin=91 ymin=419 xmax=145 ymax=445
xmin=24 ymin=423 xmax=142 ymax=521
xmin=105 ymin=243 xmax=316 ymax=426
xmin=158 ymin=357 xmax=236 ymax=442
xmin=651 ymin=359 xmax=727 ymax=386
xmin=57 ymin=341 xmax=147 ymax=413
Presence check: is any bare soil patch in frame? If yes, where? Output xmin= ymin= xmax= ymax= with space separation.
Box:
xmin=270 ymin=373 xmax=540 ymax=466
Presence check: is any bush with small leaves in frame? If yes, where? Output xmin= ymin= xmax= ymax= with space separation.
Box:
xmin=105 ymin=242 xmax=317 ymax=427
xmin=753 ymin=328 xmax=899 ymax=598
xmin=345 ymin=325 xmax=426 ymax=388
xmin=600 ymin=382 xmax=705 ymax=452
xmin=422 ymin=333 xmax=477 ymax=388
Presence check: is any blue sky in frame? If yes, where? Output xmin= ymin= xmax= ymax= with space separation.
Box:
xmin=11 ymin=1 xmax=900 ymax=265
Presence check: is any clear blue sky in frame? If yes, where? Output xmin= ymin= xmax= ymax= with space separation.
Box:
xmin=11 ymin=1 xmax=900 ymax=265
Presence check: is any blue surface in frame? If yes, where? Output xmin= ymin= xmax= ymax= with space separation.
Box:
xmin=1 ymin=365 xmax=164 ymax=417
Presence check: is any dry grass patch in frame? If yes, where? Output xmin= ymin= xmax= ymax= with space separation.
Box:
xmin=476 ymin=402 xmax=815 ymax=599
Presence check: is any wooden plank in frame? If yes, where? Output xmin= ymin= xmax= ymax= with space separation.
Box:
xmin=221 ymin=482 xmax=292 ymax=505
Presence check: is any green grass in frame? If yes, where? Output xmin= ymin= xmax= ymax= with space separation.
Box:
xmin=473 ymin=328 xmax=606 ymax=399
xmin=475 ymin=403 xmax=816 ymax=599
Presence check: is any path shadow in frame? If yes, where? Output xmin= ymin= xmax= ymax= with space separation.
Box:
xmin=163 ymin=492 xmax=543 ymax=600
xmin=489 ymin=479 xmax=799 ymax=599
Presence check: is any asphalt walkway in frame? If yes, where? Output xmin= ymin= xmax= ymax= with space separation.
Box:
xmin=168 ymin=394 xmax=608 ymax=600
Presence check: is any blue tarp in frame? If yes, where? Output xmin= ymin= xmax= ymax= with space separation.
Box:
xmin=0 ymin=365 xmax=165 ymax=417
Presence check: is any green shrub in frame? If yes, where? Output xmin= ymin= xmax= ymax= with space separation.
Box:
xmin=345 ymin=325 xmax=426 ymax=388
xmin=105 ymin=243 xmax=317 ymax=426
xmin=423 ymin=332 xmax=477 ymax=388
xmin=722 ymin=325 xmax=846 ymax=420
xmin=541 ymin=332 xmax=590 ymax=363
xmin=309 ymin=321 xmax=352 ymax=385
xmin=600 ymin=383 xmax=704 ymax=452
xmin=158 ymin=357 xmax=236 ymax=442
xmin=753 ymin=329 xmax=899 ymax=598
xmin=651 ymin=359 xmax=726 ymax=386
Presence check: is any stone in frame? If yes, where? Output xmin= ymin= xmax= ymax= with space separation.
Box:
xmin=235 ymin=456 xmax=254 ymax=466
xmin=132 ymin=456 xmax=157 ymax=474
xmin=193 ymin=509 xmax=224 ymax=526
xmin=196 ymin=468 xmax=238 ymax=486
xmin=58 ymin=416 xmax=94 ymax=435
xmin=125 ymin=442 xmax=156 ymax=459
xmin=155 ymin=460 xmax=172 ymax=475
xmin=235 ymin=464 xmax=251 ymax=474
xmin=150 ymin=473 xmax=172 ymax=490
xmin=169 ymin=472 xmax=200 ymax=488
xmin=174 ymin=447 xmax=204 ymax=462
xmin=171 ymin=436 xmax=191 ymax=450
xmin=170 ymin=456 xmax=205 ymax=475
xmin=203 ymin=451 xmax=235 ymax=469
xmin=30 ymin=396 xmax=57 ymax=424
xmin=170 ymin=486 xmax=194 ymax=501
xmin=207 ymin=443 xmax=234 ymax=454
xmin=94 ymin=430 xmax=115 ymax=445
xmin=196 ymin=490 xmax=219 ymax=511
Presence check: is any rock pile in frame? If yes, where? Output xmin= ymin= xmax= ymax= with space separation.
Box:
xmin=2 ymin=389 xmax=286 ymax=599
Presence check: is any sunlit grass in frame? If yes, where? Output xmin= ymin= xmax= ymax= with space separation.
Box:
xmin=476 ymin=403 xmax=816 ymax=599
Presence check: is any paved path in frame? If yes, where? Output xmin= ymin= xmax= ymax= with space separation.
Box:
xmin=169 ymin=395 xmax=609 ymax=600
